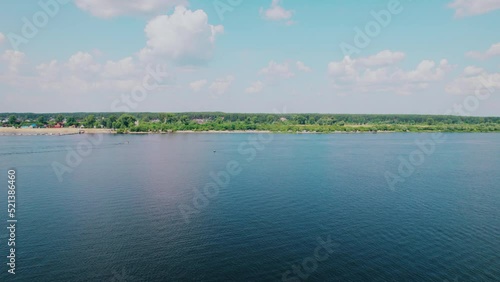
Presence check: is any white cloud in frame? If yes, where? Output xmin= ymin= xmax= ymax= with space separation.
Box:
xmin=259 ymin=61 xmax=294 ymax=80
xmin=66 ymin=51 xmax=101 ymax=73
xmin=328 ymin=51 xmax=453 ymax=95
xmin=260 ymin=0 xmax=294 ymax=22
xmin=189 ymin=79 xmax=207 ymax=92
xmin=466 ymin=42 xmax=500 ymax=60
xmin=139 ymin=6 xmax=224 ymax=65
xmin=446 ymin=67 xmax=500 ymax=95
xmin=1 ymin=51 xmax=173 ymax=95
xmin=1 ymin=50 xmax=26 ymax=74
xmin=356 ymin=50 xmax=406 ymax=67
xmin=36 ymin=52 xmax=145 ymax=92
xmin=209 ymin=75 xmax=234 ymax=95
xmin=296 ymin=61 xmax=312 ymax=72
xmin=328 ymin=50 xmax=406 ymax=78
xmin=103 ymin=57 xmax=136 ymax=78
xmin=448 ymin=0 xmax=500 ymax=17
xmin=0 ymin=33 xmax=5 ymax=45
xmin=463 ymin=66 xmax=484 ymax=76
xmin=245 ymin=81 xmax=264 ymax=93
xmin=74 ymin=0 xmax=187 ymax=18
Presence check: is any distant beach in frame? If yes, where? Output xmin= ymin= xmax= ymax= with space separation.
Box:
xmin=0 ymin=127 xmax=398 ymax=136
xmin=0 ymin=128 xmax=115 ymax=136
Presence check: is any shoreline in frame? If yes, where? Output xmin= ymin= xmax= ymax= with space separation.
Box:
xmin=0 ymin=128 xmax=115 ymax=136
xmin=1 ymin=128 xmax=498 ymax=136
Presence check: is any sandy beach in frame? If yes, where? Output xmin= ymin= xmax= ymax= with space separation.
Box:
xmin=0 ymin=128 xmax=397 ymax=136
xmin=0 ymin=127 xmax=115 ymax=136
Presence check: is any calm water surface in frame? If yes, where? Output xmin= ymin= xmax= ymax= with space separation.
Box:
xmin=0 ymin=133 xmax=499 ymax=281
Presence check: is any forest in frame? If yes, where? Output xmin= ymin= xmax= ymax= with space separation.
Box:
xmin=2 ymin=112 xmax=500 ymax=133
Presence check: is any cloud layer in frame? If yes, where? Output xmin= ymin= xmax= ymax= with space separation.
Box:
xmin=74 ymin=0 xmax=187 ymax=18
xmin=466 ymin=42 xmax=500 ymax=60
xmin=446 ymin=66 xmax=500 ymax=95
xmin=328 ymin=50 xmax=453 ymax=95
xmin=448 ymin=0 xmax=500 ymax=17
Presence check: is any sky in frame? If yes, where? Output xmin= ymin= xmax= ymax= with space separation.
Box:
xmin=0 ymin=0 xmax=499 ymax=115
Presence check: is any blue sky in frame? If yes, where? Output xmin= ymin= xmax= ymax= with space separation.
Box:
xmin=0 ymin=0 xmax=499 ymax=115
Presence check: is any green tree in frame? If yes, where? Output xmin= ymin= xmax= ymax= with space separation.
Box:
xmin=85 ymin=115 xmax=96 ymax=128
xmin=8 ymin=115 xmax=17 ymax=125
xmin=117 ymin=114 xmax=137 ymax=128
xmin=66 ymin=117 xmax=76 ymax=126
xmin=55 ymin=114 xmax=64 ymax=123
xmin=37 ymin=116 xmax=47 ymax=125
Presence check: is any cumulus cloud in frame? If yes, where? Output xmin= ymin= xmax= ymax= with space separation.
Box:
xmin=328 ymin=51 xmax=453 ymax=95
xmin=466 ymin=42 xmax=500 ymax=60
xmin=463 ymin=66 xmax=484 ymax=76
xmin=446 ymin=66 xmax=500 ymax=95
xmin=66 ymin=51 xmax=101 ymax=73
xmin=189 ymin=79 xmax=208 ymax=92
xmin=102 ymin=57 xmax=136 ymax=78
xmin=328 ymin=50 xmax=405 ymax=77
xmin=355 ymin=50 xmax=406 ymax=67
xmin=209 ymin=75 xmax=234 ymax=95
xmin=245 ymin=81 xmax=264 ymax=93
xmin=0 ymin=50 xmax=173 ymax=95
xmin=37 ymin=52 xmax=146 ymax=92
xmin=0 ymin=32 xmax=5 ymax=45
xmin=74 ymin=0 xmax=187 ymax=18
xmin=259 ymin=61 xmax=294 ymax=80
xmin=260 ymin=0 xmax=294 ymax=23
xmin=139 ymin=6 xmax=224 ymax=65
xmin=448 ymin=0 xmax=500 ymax=17
xmin=1 ymin=50 xmax=26 ymax=74
xmin=296 ymin=61 xmax=312 ymax=72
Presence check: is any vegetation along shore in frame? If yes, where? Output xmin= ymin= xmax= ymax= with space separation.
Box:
xmin=1 ymin=113 xmax=499 ymax=134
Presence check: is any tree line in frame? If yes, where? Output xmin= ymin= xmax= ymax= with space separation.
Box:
xmin=2 ymin=112 xmax=500 ymax=133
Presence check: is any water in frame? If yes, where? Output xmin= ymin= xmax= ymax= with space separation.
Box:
xmin=0 ymin=133 xmax=499 ymax=281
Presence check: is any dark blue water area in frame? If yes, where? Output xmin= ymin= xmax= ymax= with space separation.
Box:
xmin=0 ymin=133 xmax=498 ymax=281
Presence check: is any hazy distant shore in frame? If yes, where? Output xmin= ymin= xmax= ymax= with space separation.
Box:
xmin=2 ymin=127 xmax=498 ymax=136
xmin=0 ymin=128 xmax=115 ymax=136
xmin=0 ymin=127 xmax=390 ymax=135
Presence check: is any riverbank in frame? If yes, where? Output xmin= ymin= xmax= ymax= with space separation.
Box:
xmin=0 ymin=128 xmax=389 ymax=135
xmin=0 ymin=128 xmax=115 ymax=136
xmin=1 ymin=127 xmax=498 ymax=136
